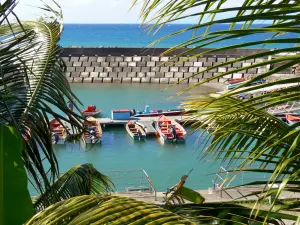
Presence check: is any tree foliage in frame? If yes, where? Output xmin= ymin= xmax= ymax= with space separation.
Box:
xmin=0 ymin=0 xmax=84 ymax=193
xmin=132 ymin=0 xmax=300 ymax=222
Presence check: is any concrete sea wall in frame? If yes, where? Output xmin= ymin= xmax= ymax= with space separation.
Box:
xmin=62 ymin=48 xmax=293 ymax=84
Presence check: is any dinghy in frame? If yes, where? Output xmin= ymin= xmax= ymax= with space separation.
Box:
xmin=225 ymin=78 xmax=247 ymax=85
xmin=126 ymin=120 xmax=146 ymax=141
xmin=285 ymin=114 xmax=300 ymax=126
xmin=155 ymin=115 xmax=187 ymax=143
xmin=82 ymin=105 xmax=102 ymax=117
xmin=50 ymin=118 xmax=67 ymax=144
xmin=83 ymin=117 xmax=102 ymax=144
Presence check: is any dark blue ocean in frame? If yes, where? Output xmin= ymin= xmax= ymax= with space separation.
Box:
xmin=60 ymin=24 xmax=297 ymax=49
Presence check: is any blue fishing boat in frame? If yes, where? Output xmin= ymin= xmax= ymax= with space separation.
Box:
xmin=227 ymin=79 xmax=265 ymax=90
xmin=132 ymin=105 xmax=196 ymax=117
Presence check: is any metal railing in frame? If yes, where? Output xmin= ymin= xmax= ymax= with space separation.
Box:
xmin=104 ymin=169 xmax=157 ymax=200
xmin=212 ymin=165 xmax=269 ymax=198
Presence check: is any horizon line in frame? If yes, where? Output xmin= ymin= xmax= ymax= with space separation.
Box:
xmin=63 ymin=22 xmax=269 ymax=25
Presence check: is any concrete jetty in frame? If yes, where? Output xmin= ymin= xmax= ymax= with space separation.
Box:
xmin=136 ymin=121 xmax=156 ymax=136
xmin=98 ymin=115 xmax=200 ymax=127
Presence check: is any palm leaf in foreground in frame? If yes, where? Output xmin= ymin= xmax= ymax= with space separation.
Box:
xmin=169 ymin=203 xmax=297 ymax=225
xmin=33 ymin=164 xmax=114 ymax=212
xmin=132 ymin=0 xmax=300 ymax=110
xmin=131 ymin=0 xmax=300 ymax=222
xmin=0 ymin=1 xmax=84 ymax=193
xmin=184 ymin=95 xmax=300 ymax=215
xmin=26 ymin=195 xmax=297 ymax=225
xmin=26 ymin=195 xmax=194 ymax=225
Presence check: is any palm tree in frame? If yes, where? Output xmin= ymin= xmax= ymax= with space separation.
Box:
xmin=0 ymin=0 xmax=88 ymax=193
xmin=0 ymin=1 xmax=113 ymax=224
xmin=129 ymin=0 xmax=300 ymax=222
xmin=7 ymin=0 xmax=300 ymax=224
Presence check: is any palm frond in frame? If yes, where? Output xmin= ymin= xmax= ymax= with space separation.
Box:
xmin=25 ymin=195 xmax=297 ymax=225
xmin=169 ymin=203 xmax=297 ymax=225
xmin=132 ymin=0 xmax=300 ymax=102
xmin=133 ymin=0 xmax=300 ymax=219
xmin=33 ymin=164 xmax=114 ymax=212
xmin=0 ymin=1 xmax=84 ymax=193
xmin=184 ymin=95 xmax=300 ymax=214
xmin=26 ymin=195 xmax=195 ymax=225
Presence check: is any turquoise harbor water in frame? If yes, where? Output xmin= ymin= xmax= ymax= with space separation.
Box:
xmin=48 ymin=83 xmax=223 ymax=193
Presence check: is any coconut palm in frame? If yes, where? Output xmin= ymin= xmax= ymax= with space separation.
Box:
xmin=5 ymin=0 xmax=300 ymax=224
xmin=129 ymin=0 xmax=300 ymax=222
xmin=0 ymin=1 xmax=114 ymax=224
xmin=25 ymin=195 xmax=297 ymax=224
xmin=0 ymin=0 xmax=86 ymax=193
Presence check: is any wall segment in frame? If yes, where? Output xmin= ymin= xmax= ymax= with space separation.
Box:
xmin=62 ymin=48 xmax=293 ymax=84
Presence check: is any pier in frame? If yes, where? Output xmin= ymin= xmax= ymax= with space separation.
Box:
xmin=98 ymin=115 xmax=200 ymax=135
xmin=136 ymin=121 xmax=157 ymax=136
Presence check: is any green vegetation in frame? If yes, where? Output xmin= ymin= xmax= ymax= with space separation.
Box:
xmin=0 ymin=1 xmax=112 ymax=224
xmin=131 ymin=0 xmax=300 ymax=223
xmin=0 ymin=125 xmax=33 ymax=224
xmin=1 ymin=0 xmax=300 ymax=224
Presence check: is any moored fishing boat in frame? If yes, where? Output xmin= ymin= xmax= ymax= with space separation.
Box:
xmin=225 ymin=78 xmax=247 ymax=85
xmin=285 ymin=114 xmax=300 ymax=126
xmin=227 ymin=78 xmax=265 ymax=90
xmin=83 ymin=117 xmax=102 ymax=144
xmin=82 ymin=105 xmax=102 ymax=117
xmin=155 ymin=115 xmax=187 ymax=143
xmin=126 ymin=120 xmax=146 ymax=141
xmin=132 ymin=105 xmax=196 ymax=117
xmin=50 ymin=118 xmax=67 ymax=144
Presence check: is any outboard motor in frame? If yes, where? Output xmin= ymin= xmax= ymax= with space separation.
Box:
xmin=130 ymin=109 xmax=136 ymax=116
xmin=171 ymin=126 xmax=177 ymax=140
xmin=52 ymin=133 xmax=59 ymax=144
xmin=137 ymin=129 xmax=141 ymax=140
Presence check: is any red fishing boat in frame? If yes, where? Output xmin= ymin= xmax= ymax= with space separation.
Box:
xmin=155 ymin=115 xmax=187 ymax=143
xmin=83 ymin=117 xmax=102 ymax=144
xmin=81 ymin=105 xmax=102 ymax=117
xmin=50 ymin=118 xmax=67 ymax=144
xmin=225 ymin=78 xmax=247 ymax=85
xmin=285 ymin=114 xmax=300 ymax=126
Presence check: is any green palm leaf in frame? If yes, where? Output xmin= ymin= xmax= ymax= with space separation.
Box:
xmin=184 ymin=95 xmax=300 ymax=215
xmin=132 ymin=0 xmax=300 ymax=219
xmin=169 ymin=203 xmax=297 ymax=224
xmin=26 ymin=195 xmax=195 ymax=225
xmin=33 ymin=164 xmax=114 ymax=212
xmin=25 ymin=195 xmax=297 ymax=225
xmin=0 ymin=0 xmax=84 ymax=193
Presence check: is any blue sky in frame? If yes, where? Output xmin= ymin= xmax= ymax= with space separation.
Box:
xmin=15 ymin=0 xmax=240 ymax=24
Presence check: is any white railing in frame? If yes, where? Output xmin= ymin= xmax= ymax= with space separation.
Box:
xmin=212 ymin=165 xmax=269 ymax=198
xmin=104 ymin=169 xmax=157 ymax=200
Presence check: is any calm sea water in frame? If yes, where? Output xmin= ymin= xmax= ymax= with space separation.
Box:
xmin=60 ymin=24 xmax=297 ymax=49
xmin=37 ymin=83 xmax=223 ymax=194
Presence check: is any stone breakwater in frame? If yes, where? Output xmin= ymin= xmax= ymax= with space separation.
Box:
xmin=62 ymin=48 xmax=293 ymax=84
